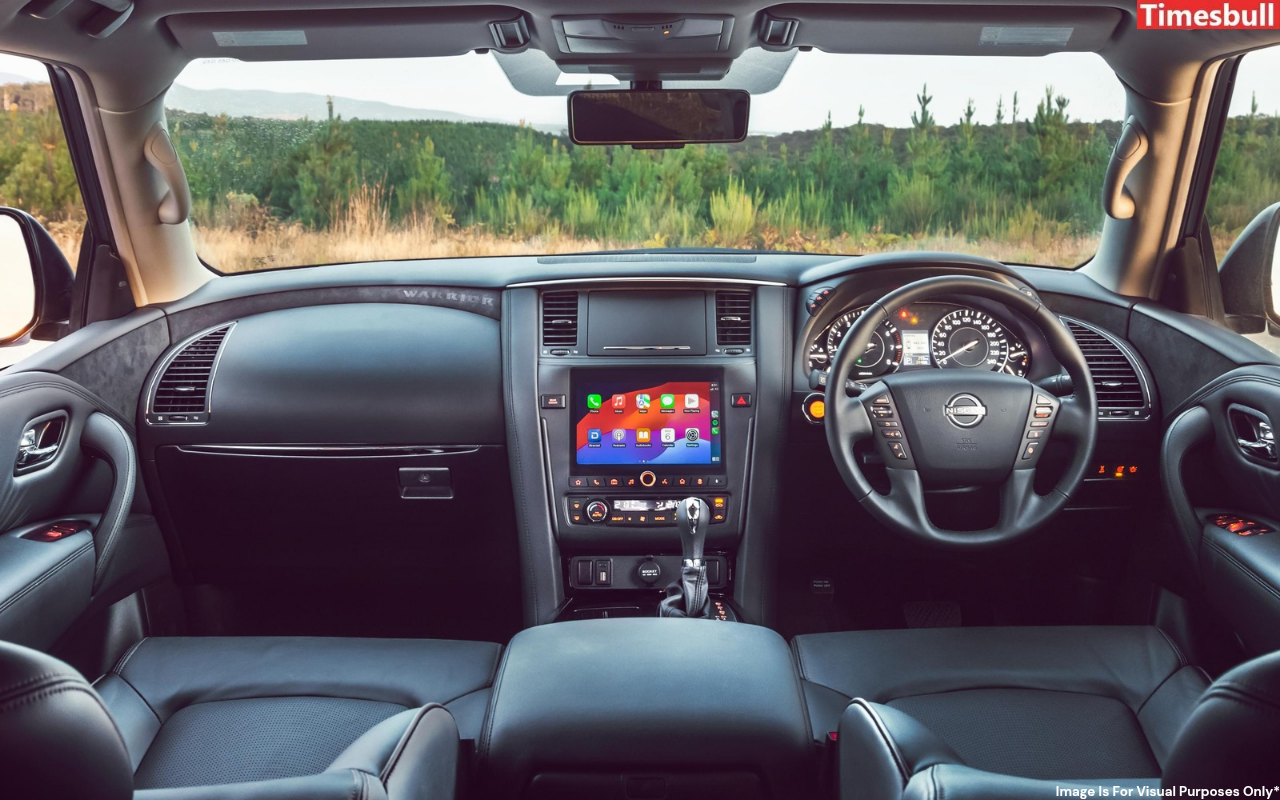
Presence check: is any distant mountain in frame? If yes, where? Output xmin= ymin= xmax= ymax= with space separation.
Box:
xmin=0 ymin=72 xmax=42 ymax=86
xmin=165 ymin=84 xmax=565 ymax=135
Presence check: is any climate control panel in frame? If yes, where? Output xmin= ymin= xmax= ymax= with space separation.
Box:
xmin=567 ymin=495 xmax=729 ymax=526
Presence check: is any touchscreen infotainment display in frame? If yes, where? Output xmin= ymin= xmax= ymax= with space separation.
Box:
xmin=573 ymin=373 xmax=722 ymax=467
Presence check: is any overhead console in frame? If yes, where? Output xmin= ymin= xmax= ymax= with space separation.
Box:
xmin=551 ymin=15 xmax=734 ymax=55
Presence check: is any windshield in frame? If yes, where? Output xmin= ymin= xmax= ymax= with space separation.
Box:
xmin=170 ymin=51 xmax=1125 ymax=272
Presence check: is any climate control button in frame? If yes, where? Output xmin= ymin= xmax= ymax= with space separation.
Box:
xmin=585 ymin=500 xmax=609 ymax=523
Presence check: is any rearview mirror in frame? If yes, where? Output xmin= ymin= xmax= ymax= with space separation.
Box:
xmin=0 ymin=208 xmax=74 ymax=347
xmin=568 ymin=89 xmax=750 ymax=147
xmin=1219 ymin=202 xmax=1280 ymax=336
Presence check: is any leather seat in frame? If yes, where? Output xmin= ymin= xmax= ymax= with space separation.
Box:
xmin=833 ymin=647 xmax=1280 ymax=798
xmin=0 ymin=636 xmax=502 ymax=799
xmin=793 ymin=626 xmax=1208 ymax=781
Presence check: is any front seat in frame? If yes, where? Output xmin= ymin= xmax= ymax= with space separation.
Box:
xmin=793 ymin=626 xmax=1207 ymax=781
xmin=834 ymin=646 xmax=1280 ymax=797
xmin=0 ymin=636 xmax=499 ymax=799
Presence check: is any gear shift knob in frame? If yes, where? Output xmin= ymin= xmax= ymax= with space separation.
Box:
xmin=676 ymin=497 xmax=709 ymax=567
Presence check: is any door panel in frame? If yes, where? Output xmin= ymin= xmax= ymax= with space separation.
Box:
xmin=0 ymin=371 xmax=166 ymax=649
xmin=1160 ymin=365 xmax=1280 ymax=653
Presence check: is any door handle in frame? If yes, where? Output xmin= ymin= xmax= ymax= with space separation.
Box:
xmin=14 ymin=413 xmax=67 ymax=475
xmin=1229 ymin=405 xmax=1276 ymax=463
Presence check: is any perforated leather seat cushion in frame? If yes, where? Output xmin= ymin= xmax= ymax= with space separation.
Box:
xmin=792 ymin=626 xmax=1207 ymax=781
xmin=93 ymin=636 xmax=501 ymax=788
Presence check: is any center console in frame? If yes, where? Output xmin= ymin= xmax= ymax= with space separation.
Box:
xmin=535 ymin=286 xmax=760 ymax=619
xmin=478 ymin=618 xmax=816 ymax=799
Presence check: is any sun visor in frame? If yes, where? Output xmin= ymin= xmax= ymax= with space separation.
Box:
xmin=165 ymin=6 xmax=527 ymax=61
xmin=764 ymin=5 xmax=1123 ymax=56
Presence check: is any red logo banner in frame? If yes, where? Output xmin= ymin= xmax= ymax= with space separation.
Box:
xmin=1137 ymin=1 xmax=1277 ymax=28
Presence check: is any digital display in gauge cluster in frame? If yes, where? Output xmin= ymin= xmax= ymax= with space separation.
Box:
xmin=807 ymin=302 xmax=1031 ymax=379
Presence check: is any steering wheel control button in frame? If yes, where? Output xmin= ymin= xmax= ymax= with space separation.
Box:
xmin=871 ymin=396 xmax=891 ymax=405
xmin=943 ymin=393 xmax=988 ymax=428
xmin=586 ymin=500 xmax=609 ymax=523
xmin=1026 ymin=429 xmax=1043 ymax=439
xmin=1034 ymin=406 xmax=1052 ymax=419
xmin=888 ymin=442 xmax=908 ymax=459
xmin=881 ymin=429 xmax=903 ymax=439
xmin=639 ymin=470 xmax=657 ymax=487
xmin=1036 ymin=394 xmax=1053 ymax=405
xmin=1022 ymin=442 xmax=1039 ymax=460
xmin=1030 ymin=420 xmax=1049 ymax=428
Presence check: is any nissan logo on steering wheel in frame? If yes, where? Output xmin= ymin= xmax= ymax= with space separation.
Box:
xmin=944 ymin=394 xmax=987 ymax=428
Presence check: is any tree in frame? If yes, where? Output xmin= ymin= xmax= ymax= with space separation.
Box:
xmin=287 ymin=120 xmax=357 ymax=228
xmin=396 ymin=134 xmax=452 ymax=222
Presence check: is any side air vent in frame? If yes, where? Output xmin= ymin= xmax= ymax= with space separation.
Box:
xmin=1064 ymin=319 xmax=1148 ymax=416
xmin=715 ymin=290 xmax=753 ymax=347
xmin=147 ymin=324 xmax=234 ymax=425
xmin=541 ymin=291 xmax=580 ymax=350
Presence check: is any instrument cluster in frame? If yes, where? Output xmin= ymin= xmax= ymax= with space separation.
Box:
xmin=806 ymin=302 xmax=1031 ymax=380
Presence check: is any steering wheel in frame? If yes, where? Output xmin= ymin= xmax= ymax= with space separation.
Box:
xmin=824 ymin=275 xmax=1098 ymax=547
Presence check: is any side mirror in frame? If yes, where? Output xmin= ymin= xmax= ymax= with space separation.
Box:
xmin=1219 ymin=202 xmax=1280 ymax=336
xmin=0 ymin=208 xmax=74 ymax=347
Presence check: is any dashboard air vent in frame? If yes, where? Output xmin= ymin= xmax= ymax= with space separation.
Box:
xmin=715 ymin=290 xmax=753 ymax=346
xmin=149 ymin=324 xmax=233 ymax=424
xmin=1065 ymin=320 xmax=1146 ymax=411
xmin=541 ymin=291 xmax=579 ymax=348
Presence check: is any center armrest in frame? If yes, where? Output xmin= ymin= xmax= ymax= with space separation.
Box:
xmin=478 ymin=618 xmax=815 ymax=799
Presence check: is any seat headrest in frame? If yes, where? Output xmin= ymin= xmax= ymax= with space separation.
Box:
xmin=1162 ymin=650 xmax=1280 ymax=790
xmin=0 ymin=640 xmax=132 ymax=800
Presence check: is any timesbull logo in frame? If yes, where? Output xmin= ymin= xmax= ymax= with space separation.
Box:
xmin=1138 ymin=1 xmax=1277 ymax=29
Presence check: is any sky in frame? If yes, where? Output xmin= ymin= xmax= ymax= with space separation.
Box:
xmin=3 ymin=46 xmax=1280 ymax=133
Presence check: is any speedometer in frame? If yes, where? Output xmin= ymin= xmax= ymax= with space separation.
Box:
xmin=825 ymin=308 xmax=903 ymax=378
xmin=930 ymin=308 xmax=1029 ymax=377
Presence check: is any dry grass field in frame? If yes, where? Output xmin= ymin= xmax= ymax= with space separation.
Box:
xmin=192 ymin=195 xmax=1102 ymax=274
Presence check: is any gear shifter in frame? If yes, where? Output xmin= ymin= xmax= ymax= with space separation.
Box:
xmin=659 ymin=497 xmax=711 ymax=618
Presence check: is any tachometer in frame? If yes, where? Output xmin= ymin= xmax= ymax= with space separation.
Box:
xmin=930 ymin=308 xmax=1029 ymax=377
xmin=825 ymin=308 xmax=903 ymax=378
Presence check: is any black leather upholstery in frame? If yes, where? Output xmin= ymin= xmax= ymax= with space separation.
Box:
xmin=836 ymin=648 xmax=1280 ymax=798
xmin=0 ymin=639 xmax=134 ymax=800
xmin=795 ymin=626 xmax=1208 ymax=779
xmin=1 ymin=637 xmax=475 ymax=800
xmin=96 ymin=636 xmax=500 ymax=785
xmin=1161 ymin=650 xmax=1280 ymax=789
xmin=479 ymin=618 xmax=816 ymax=799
